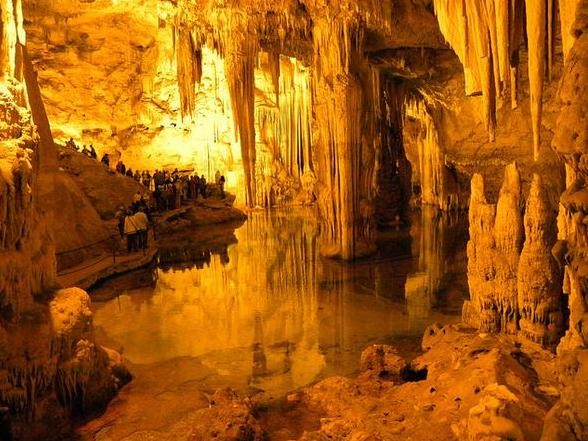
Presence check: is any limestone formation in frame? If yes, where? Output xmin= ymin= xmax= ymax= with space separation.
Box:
xmin=465 ymin=165 xmax=567 ymax=348
xmin=0 ymin=1 xmax=130 ymax=438
xmin=464 ymin=163 xmax=524 ymax=334
xmin=0 ymin=0 xmax=585 ymax=439
xmin=359 ymin=344 xmax=408 ymax=382
xmin=540 ymin=4 xmax=588 ymax=440
xmin=404 ymin=97 xmax=461 ymax=211
xmin=433 ymin=0 xmax=557 ymax=159
xmin=517 ymin=175 xmax=564 ymax=347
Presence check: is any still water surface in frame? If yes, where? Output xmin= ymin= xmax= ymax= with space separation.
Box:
xmin=92 ymin=208 xmax=467 ymax=399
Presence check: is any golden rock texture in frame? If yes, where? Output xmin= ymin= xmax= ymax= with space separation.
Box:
xmin=540 ymin=3 xmax=588 ymax=439
xmin=463 ymin=163 xmax=524 ymax=336
xmin=0 ymin=1 xmax=129 ymax=439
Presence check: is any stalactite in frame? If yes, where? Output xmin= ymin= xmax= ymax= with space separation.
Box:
xmin=433 ymin=0 xmax=499 ymax=141
xmin=434 ymin=0 xmax=555 ymax=155
xmin=547 ymin=0 xmax=555 ymax=82
xmin=525 ymin=0 xmax=546 ymax=161
xmin=496 ymin=0 xmax=511 ymax=90
xmin=559 ymin=0 xmax=582 ymax=62
xmin=509 ymin=0 xmax=525 ymax=109
xmin=176 ymin=26 xmax=201 ymax=118
xmin=374 ymin=78 xmax=411 ymax=227
xmin=1 ymin=0 xmax=19 ymax=77
xmin=225 ymin=30 xmax=258 ymax=208
xmin=404 ymin=97 xmax=459 ymax=211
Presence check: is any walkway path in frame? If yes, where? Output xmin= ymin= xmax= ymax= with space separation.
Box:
xmin=57 ymin=245 xmax=157 ymax=291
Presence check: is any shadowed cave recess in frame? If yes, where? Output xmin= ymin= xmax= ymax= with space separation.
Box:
xmin=0 ymin=0 xmax=587 ymax=440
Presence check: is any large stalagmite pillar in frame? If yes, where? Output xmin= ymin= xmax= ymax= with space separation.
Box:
xmin=517 ymin=174 xmax=564 ymax=347
xmin=525 ymin=0 xmax=546 ymax=161
xmin=463 ymin=163 xmax=524 ymax=333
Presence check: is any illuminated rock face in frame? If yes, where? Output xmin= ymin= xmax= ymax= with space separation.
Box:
xmin=541 ymin=5 xmax=588 ymax=439
xmin=0 ymin=2 xmax=128 ymax=439
xmin=21 ymin=0 xmax=582 ymax=260
xmin=432 ymin=0 xmax=555 ymax=160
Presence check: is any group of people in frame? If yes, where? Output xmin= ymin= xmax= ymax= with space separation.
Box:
xmin=115 ymin=196 xmax=152 ymax=253
xmin=66 ymin=137 xmax=98 ymax=159
xmin=64 ymin=137 xmax=230 ymax=253
xmin=114 ymin=169 xmax=228 ymax=253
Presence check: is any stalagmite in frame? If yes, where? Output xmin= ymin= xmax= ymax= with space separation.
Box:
xmin=494 ymin=162 xmax=524 ymax=334
xmin=463 ymin=163 xmax=524 ymax=333
xmin=526 ymin=0 xmax=546 ymax=161
xmin=517 ymin=175 xmax=564 ymax=347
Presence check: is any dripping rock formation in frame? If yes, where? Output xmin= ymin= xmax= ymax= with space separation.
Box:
xmin=0 ymin=0 xmax=585 ymax=440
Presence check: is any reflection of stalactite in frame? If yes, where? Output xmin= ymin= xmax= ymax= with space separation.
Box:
xmin=405 ymin=206 xmax=445 ymax=331
xmin=251 ymin=313 xmax=267 ymax=378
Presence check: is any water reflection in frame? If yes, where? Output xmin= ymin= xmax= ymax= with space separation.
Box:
xmin=92 ymin=208 xmax=466 ymax=398
xmin=405 ymin=206 xmax=469 ymax=331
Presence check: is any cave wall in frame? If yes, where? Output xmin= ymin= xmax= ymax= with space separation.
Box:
xmin=0 ymin=2 xmax=129 ymax=439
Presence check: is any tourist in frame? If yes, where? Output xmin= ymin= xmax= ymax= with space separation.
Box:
xmin=115 ymin=205 xmax=126 ymax=238
xmin=116 ymin=160 xmax=126 ymax=175
xmin=89 ymin=145 xmax=97 ymax=159
xmin=101 ymin=153 xmax=110 ymax=167
xmin=200 ymin=175 xmax=207 ymax=198
xmin=142 ymin=171 xmax=152 ymax=189
xmin=126 ymin=168 xmax=133 ymax=178
xmin=133 ymin=191 xmax=142 ymax=205
xmin=220 ymin=175 xmax=226 ymax=198
xmin=133 ymin=208 xmax=149 ymax=249
xmin=134 ymin=170 xmax=141 ymax=182
xmin=82 ymin=145 xmax=90 ymax=156
xmin=66 ymin=137 xmax=77 ymax=150
xmin=124 ymin=210 xmax=139 ymax=253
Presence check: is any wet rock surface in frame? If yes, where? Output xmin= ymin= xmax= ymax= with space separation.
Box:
xmin=258 ymin=324 xmax=559 ymax=441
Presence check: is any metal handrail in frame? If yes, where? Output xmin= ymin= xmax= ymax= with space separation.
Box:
xmin=55 ymin=233 xmax=118 ymax=257
xmin=56 ymin=231 xmax=121 ymax=275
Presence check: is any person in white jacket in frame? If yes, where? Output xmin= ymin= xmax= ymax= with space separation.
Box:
xmin=124 ymin=210 xmax=139 ymax=253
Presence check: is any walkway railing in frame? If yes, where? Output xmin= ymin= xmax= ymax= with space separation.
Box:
xmin=56 ymin=231 xmax=120 ymax=275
